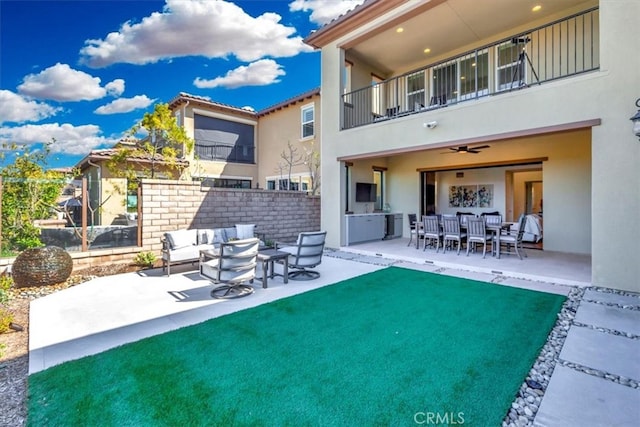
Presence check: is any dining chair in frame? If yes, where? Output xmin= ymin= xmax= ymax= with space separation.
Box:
xmin=459 ymin=214 xmax=475 ymax=228
xmin=484 ymin=214 xmax=502 ymax=227
xmin=466 ymin=216 xmax=489 ymax=258
xmin=407 ymin=213 xmax=417 ymax=246
xmin=484 ymin=214 xmax=502 ymax=255
xmin=496 ymin=214 xmax=528 ymax=260
xmin=442 ymin=216 xmax=467 ymax=255
xmin=407 ymin=213 xmax=424 ymax=248
xmin=422 ymin=215 xmax=442 ymax=252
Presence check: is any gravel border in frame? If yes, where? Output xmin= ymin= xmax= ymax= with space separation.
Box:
xmin=0 ymin=355 xmax=28 ymax=427
xmin=502 ymin=285 xmax=640 ymax=427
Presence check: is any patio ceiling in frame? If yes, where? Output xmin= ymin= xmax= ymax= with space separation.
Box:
xmin=346 ymin=0 xmax=596 ymax=74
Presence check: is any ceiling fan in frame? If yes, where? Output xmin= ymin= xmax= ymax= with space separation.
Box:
xmin=444 ymin=144 xmax=490 ymax=154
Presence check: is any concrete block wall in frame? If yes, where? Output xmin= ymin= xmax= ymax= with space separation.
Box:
xmin=0 ymin=180 xmax=321 ymax=274
xmin=141 ymin=179 xmax=321 ymax=254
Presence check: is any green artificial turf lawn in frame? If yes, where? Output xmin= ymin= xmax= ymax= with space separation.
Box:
xmin=28 ymin=267 xmax=565 ymax=426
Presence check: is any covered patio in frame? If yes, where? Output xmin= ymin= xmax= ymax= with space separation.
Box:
xmin=339 ymin=237 xmax=591 ymax=287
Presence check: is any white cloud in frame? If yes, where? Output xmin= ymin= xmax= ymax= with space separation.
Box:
xmin=194 ymin=59 xmax=285 ymax=89
xmin=17 ymin=63 xmax=125 ymax=102
xmin=105 ymin=79 xmax=126 ymax=97
xmin=79 ymin=0 xmax=313 ymax=68
xmin=0 ymin=123 xmax=112 ymax=155
xmin=289 ymin=0 xmax=365 ymax=25
xmin=95 ymin=95 xmax=155 ymax=115
xmin=0 ymin=90 xmax=61 ymax=124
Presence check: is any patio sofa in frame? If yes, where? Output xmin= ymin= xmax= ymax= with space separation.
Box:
xmin=161 ymin=224 xmax=260 ymax=276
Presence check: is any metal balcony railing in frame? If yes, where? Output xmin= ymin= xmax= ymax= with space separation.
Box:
xmin=342 ymin=7 xmax=599 ymax=130
xmin=195 ymin=141 xmax=255 ymax=164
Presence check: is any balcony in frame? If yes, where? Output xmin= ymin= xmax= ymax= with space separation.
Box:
xmin=342 ymin=7 xmax=599 ymax=130
xmin=194 ymin=142 xmax=255 ymax=164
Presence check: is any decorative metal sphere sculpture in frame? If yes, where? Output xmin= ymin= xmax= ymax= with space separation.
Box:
xmin=12 ymin=246 xmax=73 ymax=288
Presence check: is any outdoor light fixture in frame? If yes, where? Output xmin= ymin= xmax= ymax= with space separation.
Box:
xmin=631 ymin=98 xmax=640 ymax=140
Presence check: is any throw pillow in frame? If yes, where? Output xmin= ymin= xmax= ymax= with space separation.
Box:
xmin=212 ymin=229 xmax=227 ymax=244
xmin=165 ymin=229 xmax=196 ymax=250
xmin=235 ymin=224 xmax=255 ymax=240
xmin=197 ymin=229 xmax=215 ymax=245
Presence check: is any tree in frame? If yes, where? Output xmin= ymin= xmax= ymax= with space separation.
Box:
xmin=106 ymin=103 xmax=194 ymax=183
xmin=276 ymin=140 xmax=304 ymax=190
xmin=303 ymin=149 xmax=321 ymax=196
xmin=0 ymin=142 xmax=71 ymax=252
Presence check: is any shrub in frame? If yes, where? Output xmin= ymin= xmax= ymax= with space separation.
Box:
xmin=0 ymin=307 xmax=13 ymax=334
xmin=1 ymin=142 xmax=72 ymax=253
xmin=0 ymin=274 xmax=12 ymax=305
xmin=134 ymin=251 xmax=157 ymax=267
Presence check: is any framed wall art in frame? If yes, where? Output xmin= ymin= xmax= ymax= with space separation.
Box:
xmin=448 ymin=184 xmax=493 ymax=208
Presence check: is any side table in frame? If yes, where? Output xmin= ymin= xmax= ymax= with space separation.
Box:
xmin=256 ymin=249 xmax=289 ymax=288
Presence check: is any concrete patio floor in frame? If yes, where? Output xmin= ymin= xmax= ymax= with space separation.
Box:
xmin=29 ymin=245 xmax=639 ymax=426
xmin=341 ymin=237 xmax=591 ymax=287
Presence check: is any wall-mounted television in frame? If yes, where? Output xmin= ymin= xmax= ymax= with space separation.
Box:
xmin=355 ymin=182 xmax=377 ymax=202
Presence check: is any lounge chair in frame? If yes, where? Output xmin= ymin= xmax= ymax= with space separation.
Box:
xmin=199 ymin=238 xmax=260 ymax=298
xmin=276 ymin=231 xmax=327 ymax=280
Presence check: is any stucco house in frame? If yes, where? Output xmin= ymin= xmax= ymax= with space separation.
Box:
xmin=304 ymin=0 xmax=639 ymax=292
xmin=74 ymin=89 xmax=322 ymax=226
xmin=168 ymin=90 xmax=321 ymax=193
xmin=74 ymin=138 xmax=189 ymax=226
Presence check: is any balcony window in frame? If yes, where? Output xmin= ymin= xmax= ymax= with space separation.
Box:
xmin=432 ymin=62 xmax=457 ymax=106
xmin=371 ymin=74 xmax=383 ymax=116
xmin=343 ymin=61 xmax=352 ymax=94
xmin=497 ymin=41 xmax=526 ymax=91
xmin=301 ymin=104 xmax=314 ymax=139
xmin=406 ymin=71 xmax=426 ymax=110
xmin=460 ymin=51 xmax=489 ymax=100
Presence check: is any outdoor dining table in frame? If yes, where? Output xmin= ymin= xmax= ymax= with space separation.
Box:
xmin=482 ymin=222 xmax=513 ymax=258
xmin=416 ymin=217 xmax=513 ymax=258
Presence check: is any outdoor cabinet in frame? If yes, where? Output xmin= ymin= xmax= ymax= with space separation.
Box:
xmin=385 ymin=213 xmax=403 ymax=239
xmin=345 ymin=214 xmax=386 ymax=245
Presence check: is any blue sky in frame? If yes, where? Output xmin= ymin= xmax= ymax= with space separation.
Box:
xmin=0 ymin=0 xmax=364 ymax=169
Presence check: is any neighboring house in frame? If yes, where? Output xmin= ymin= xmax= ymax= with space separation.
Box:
xmin=304 ymin=0 xmax=639 ymax=291
xmin=73 ymin=90 xmax=321 ymax=226
xmin=74 ymin=139 xmax=189 ymax=226
xmin=168 ymin=90 xmax=321 ymax=193
xmin=257 ymin=88 xmax=321 ymax=194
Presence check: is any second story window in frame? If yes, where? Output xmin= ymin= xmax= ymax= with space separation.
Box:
xmin=301 ymin=104 xmax=314 ymax=139
xmin=460 ymin=50 xmax=489 ymax=100
xmin=497 ymin=40 xmax=526 ymax=91
xmin=406 ymin=71 xmax=425 ymax=110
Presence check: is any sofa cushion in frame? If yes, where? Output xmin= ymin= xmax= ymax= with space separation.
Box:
xmin=164 ymin=245 xmax=199 ymax=262
xmin=235 ymin=224 xmax=255 ymax=240
xmin=165 ymin=229 xmax=197 ymax=250
xmin=223 ymin=227 xmax=237 ymax=240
